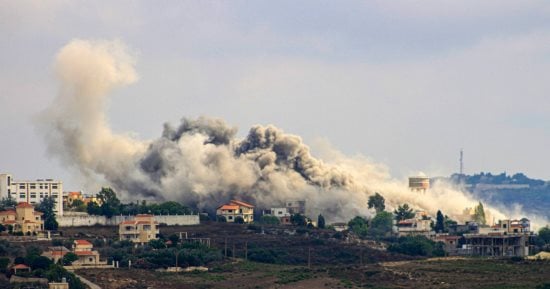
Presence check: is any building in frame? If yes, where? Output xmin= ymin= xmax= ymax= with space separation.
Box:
xmin=41 ymin=246 xmax=70 ymax=263
xmin=63 ymin=191 xmax=101 ymax=209
xmin=285 ymin=200 xmax=305 ymax=215
xmin=408 ymin=176 xmax=430 ymax=192
xmin=263 ymin=207 xmax=291 ymax=224
xmin=434 ymin=234 xmax=461 ymax=255
xmin=0 ymin=202 xmax=44 ymax=234
xmin=396 ymin=211 xmax=433 ymax=237
xmin=49 ymin=278 xmax=69 ymax=289
xmin=119 ymin=214 xmax=159 ymax=244
xmin=0 ymin=173 xmax=63 ymax=215
xmin=72 ymin=240 xmax=104 ymax=266
xmin=216 ymin=200 xmax=254 ymax=223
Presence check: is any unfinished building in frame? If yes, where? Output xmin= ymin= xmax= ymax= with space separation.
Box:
xmin=463 ymin=234 xmax=534 ymax=257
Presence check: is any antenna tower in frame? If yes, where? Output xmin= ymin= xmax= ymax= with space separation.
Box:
xmin=459 ymin=149 xmax=464 ymax=175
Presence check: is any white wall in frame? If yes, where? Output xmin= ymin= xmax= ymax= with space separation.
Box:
xmin=58 ymin=214 xmax=199 ymax=227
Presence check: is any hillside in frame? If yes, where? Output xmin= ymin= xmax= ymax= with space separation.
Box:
xmin=443 ymin=172 xmax=550 ymax=219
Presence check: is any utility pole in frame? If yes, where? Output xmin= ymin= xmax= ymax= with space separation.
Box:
xmin=224 ymin=238 xmax=228 ymax=258
xmin=460 ymin=148 xmax=464 ymax=175
xmin=308 ymin=247 xmax=312 ymax=269
xmin=245 ymin=241 xmax=248 ymax=260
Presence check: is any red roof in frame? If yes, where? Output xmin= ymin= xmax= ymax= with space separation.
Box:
xmin=68 ymin=191 xmax=81 ymax=196
xmin=229 ymin=200 xmax=254 ymax=208
xmin=218 ymin=205 xmax=239 ymax=210
xmin=16 ymin=202 xmax=33 ymax=208
xmin=120 ymin=220 xmax=137 ymax=225
xmin=0 ymin=210 xmax=16 ymax=215
xmin=75 ymin=251 xmax=96 ymax=256
xmin=3 ymin=220 xmax=16 ymax=224
xmin=74 ymin=240 xmax=92 ymax=246
xmin=13 ymin=264 xmax=30 ymax=269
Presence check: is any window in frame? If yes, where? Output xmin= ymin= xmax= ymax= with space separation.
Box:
xmin=39 ymin=185 xmax=43 ymax=189
xmin=89 ymin=258 xmax=93 ymax=262
xmin=30 ymin=184 xmax=36 ymax=189
xmin=30 ymin=193 xmax=36 ymax=198
xmin=228 ymin=210 xmax=233 ymax=213
xmin=52 ymin=185 xmax=58 ymax=189
xmin=19 ymin=193 xmax=26 ymax=198
xmin=228 ymin=216 xmax=233 ymax=220
xmin=19 ymin=185 xmax=25 ymax=189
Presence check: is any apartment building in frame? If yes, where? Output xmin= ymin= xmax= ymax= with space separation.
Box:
xmin=0 ymin=173 xmax=63 ymax=215
xmin=119 ymin=214 xmax=159 ymax=244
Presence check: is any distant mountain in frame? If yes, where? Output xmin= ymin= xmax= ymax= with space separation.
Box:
xmin=439 ymin=172 xmax=550 ymax=219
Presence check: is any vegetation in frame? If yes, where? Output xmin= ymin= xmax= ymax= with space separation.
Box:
xmin=258 ymin=215 xmax=280 ymax=225
xmin=367 ymin=192 xmax=385 ymax=213
xmin=62 ymin=252 xmax=78 ymax=265
xmin=388 ymin=235 xmax=445 ymax=257
xmin=0 ymin=196 xmax=17 ymax=210
xmin=347 ymin=216 xmax=368 ymax=238
xmin=290 ymin=214 xmax=307 ymax=226
xmin=394 ymin=203 xmax=415 ymax=221
xmin=36 ymin=196 xmax=58 ymax=230
xmin=97 ymin=187 xmax=121 ymax=218
xmin=368 ymin=211 xmax=393 ymax=239
xmin=234 ymin=216 xmax=245 ymax=224
xmin=317 ymin=214 xmax=326 ymax=229
xmin=473 ymin=202 xmax=487 ymax=225
xmin=434 ymin=210 xmax=445 ymax=233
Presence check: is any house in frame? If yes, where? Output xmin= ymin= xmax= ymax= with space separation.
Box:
xmin=49 ymin=278 xmax=69 ymax=289
xmin=119 ymin=214 xmax=159 ymax=244
xmin=0 ymin=202 xmax=44 ymax=234
xmin=216 ymin=200 xmax=254 ymax=223
xmin=285 ymin=200 xmax=305 ymax=215
xmin=12 ymin=264 xmax=31 ymax=274
xmin=263 ymin=207 xmax=291 ymax=224
xmin=42 ymin=246 xmax=70 ymax=263
xmin=396 ymin=211 xmax=433 ymax=237
xmin=434 ymin=234 xmax=461 ymax=255
xmin=72 ymin=240 xmax=104 ymax=266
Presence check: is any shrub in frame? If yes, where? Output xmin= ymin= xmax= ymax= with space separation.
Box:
xmin=259 ymin=215 xmax=280 ymax=225
xmin=388 ymin=235 xmax=442 ymax=257
xmin=234 ymin=216 xmax=245 ymax=224
xmin=217 ymin=215 xmax=227 ymax=222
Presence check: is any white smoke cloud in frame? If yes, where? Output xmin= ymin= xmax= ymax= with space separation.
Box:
xmin=38 ymin=39 xmax=541 ymax=225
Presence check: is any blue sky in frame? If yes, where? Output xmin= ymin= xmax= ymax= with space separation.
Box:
xmin=1 ymin=1 xmax=550 ymax=190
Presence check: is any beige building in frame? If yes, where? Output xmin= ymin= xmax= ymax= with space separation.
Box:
xmin=0 ymin=202 xmax=44 ymax=234
xmin=396 ymin=211 xmax=433 ymax=237
xmin=42 ymin=246 xmax=70 ymax=263
xmin=216 ymin=200 xmax=254 ymax=223
xmin=72 ymin=239 xmax=104 ymax=266
xmin=0 ymin=173 xmax=63 ymax=215
xmin=119 ymin=214 xmax=159 ymax=244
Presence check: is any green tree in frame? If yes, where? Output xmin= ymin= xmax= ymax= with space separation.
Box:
xmin=216 ymin=215 xmax=227 ymax=222
xmin=62 ymin=252 xmax=78 ymax=265
xmin=0 ymin=196 xmax=17 ymax=210
xmin=539 ymin=226 xmax=550 ymax=244
xmin=369 ymin=211 xmax=394 ymax=239
xmin=368 ymin=192 xmax=385 ymax=213
xmin=473 ymin=202 xmax=486 ymax=225
xmin=258 ymin=215 xmax=280 ymax=225
xmin=234 ymin=216 xmax=245 ymax=224
xmin=0 ymin=224 xmax=5 ymax=233
xmin=348 ymin=216 xmax=368 ymax=238
xmin=37 ymin=196 xmax=58 ymax=230
xmin=87 ymin=202 xmax=101 ymax=215
xmin=317 ymin=214 xmax=326 ymax=229
xmin=31 ymin=256 xmax=52 ymax=270
xmin=394 ymin=204 xmax=415 ymax=221
xmin=0 ymin=257 xmax=9 ymax=273
xmin=290 ymin=214 xmax=307 ymax=226
xmin=97 ymin=187 xmax=121 ymax=218
xmin=434 ymin=210 xmax=445 ymax=233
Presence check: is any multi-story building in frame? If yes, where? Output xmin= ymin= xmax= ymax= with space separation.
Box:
xmin=0 ymin=202 xmax=44 ymax=234
xmin=119 ymin=214 xmax=159 ymax=244
xmin=262 ymin=207 xmax=291 ymax=224
xmin=216 ymin=200 xmax=254 ymax=223
xmin=72 ymin=239 xmax=104 ymax=266
xmin=0 ymin=173 xmax=63 ymax=215
xmin=396 ymin=211 xmax=433 ymax=237
xmin=285 ymin=200 xmax=305 ymax=215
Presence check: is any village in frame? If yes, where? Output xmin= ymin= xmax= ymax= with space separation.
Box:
xmin=1 ymin=173 xmax=549 ymax=289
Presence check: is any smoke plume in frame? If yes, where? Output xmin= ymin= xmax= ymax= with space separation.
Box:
xmin=39 ymin=39 xmax=523 ymax=223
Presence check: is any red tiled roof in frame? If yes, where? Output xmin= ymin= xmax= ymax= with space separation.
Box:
xmin=0 ymin=210 xmax=16 ymax=215
xmin=68 ymin=192 xmax=81 ymax=196
xmin=120 ymin=220 xmax=137 ymax=225
xmin=75 ymin=251 xmax=96 ymax=256
xmin=74 ymin=240 xmax=92 ymax=246
xmin=3 ymin=220 xmax=16 ymax=224
xmin=16 ymin=202 xmax=33 ymax=208
xmin=13 ymin=264 xmax=30 ymax=269
xmin=218 ymin=205 xmax=239 ymax=210
xmin=229 ymin=200 xmax=254 ymax=208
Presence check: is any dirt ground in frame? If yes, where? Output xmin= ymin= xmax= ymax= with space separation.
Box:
xmin=76 ymin=258 xmax=550 ymax=289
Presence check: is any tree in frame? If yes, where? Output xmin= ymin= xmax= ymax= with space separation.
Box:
xmin=62 ymin=252 xmax=78 ymax=265
xmin=31 ymin=256 xmax=52 ymax=270
xmin=97 ymin=187 xmax=121 ymax=218
xmin=317 ymin=214 xmax=326 ymax=229
xmin=434 ymin=210 xmax=445 ymax=233
xmin=87 ymin=202 xmax=101 ymax=215
xmin=259 ymin=215 xmax=280 ymax=225
xmin=473 ymin=202 xmax=486 ymax=225
xmin=369 ymin=211 xmax=394 ymax=239
xmin=234 ymin=216 xmax=245 ymax=224
xmin=37 ymin=196 xmax=58 ymax=231
xmin=394 ymin=204 xmax=415 ymax=221
xmin=216 ymin=215 xmax=227 ymax=222
xmin=0 ymin=224 xmax=5 ymax=233
xmin=290 ymin=214 xmax=307 ymax=226
xmin=539 ymin=226 xmax=550 ymax=244
xmin=348 ymin=216 xmax=368 ymax=238
xmin=368 ymin=192 xmax=385 ymax=213
xmin=0 ymin=196 xmax=17 ymax=210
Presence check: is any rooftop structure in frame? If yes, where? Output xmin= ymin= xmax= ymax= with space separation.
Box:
xmin=119 ymin=214 xmax=159 ymax=244
xmin=216 ymin=200 xmax=254 ymax=223
xmin=0 ymin=173 xmax=63 ymax=215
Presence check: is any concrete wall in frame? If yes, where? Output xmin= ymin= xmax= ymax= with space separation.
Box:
xmin=58 ymin=214 xmax=199 ymax=227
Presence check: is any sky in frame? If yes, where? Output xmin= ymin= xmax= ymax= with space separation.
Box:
xmin=1 ymin=1 xmax=550 ymax=191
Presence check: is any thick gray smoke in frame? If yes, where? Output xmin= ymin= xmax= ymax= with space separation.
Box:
xmin=38 ymin=39 xmax=533 ymax=224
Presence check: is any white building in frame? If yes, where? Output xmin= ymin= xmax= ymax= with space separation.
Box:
xmin=0 ymin=173 xmax=64 ymax=216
